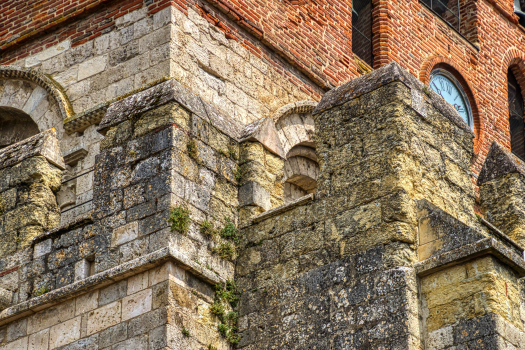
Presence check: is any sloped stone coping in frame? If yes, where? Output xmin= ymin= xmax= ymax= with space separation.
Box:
xmin=97 ymin=78 xmax=244 ymax=141
xmin=246 ymin=193 xmax=314 ymax=226
xmin=240 ymin=117 xmax=285 ymax=158
xmin=0 ymin=128 xmax=65 ymax=170
xmin=481 ymin=216 xmax=525 ymax=254
xmin=0 ymin=245 xmax=224 ymax=327
xmin=415 ymin=237 xmax=525 ymax=278
xmin=0 ymin=65 xmax=74 ymax=119
xmin=477 ymin=141 xmax=525 ymax=185
xmin=313 ymin=62 xmax=474 ymax=137
xmin=32 ymin=213 xmax=93 ymax=244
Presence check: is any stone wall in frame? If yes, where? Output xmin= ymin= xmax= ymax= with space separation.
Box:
xmin=478 ymin=142 xmax=525 ymax=246
xmin=0 ymin=261 xmax=230 ymax=350
xmin=0 ymin=129 xmax=64 ymax=309
xmin=235 ymin=62 xmax=525 ymax=349
xmin=0 ymin=84 xmax=245 ymax=349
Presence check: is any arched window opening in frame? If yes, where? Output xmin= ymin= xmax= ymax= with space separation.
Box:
xmin=352 ymin=0 xmax=373 ymax=66
xmin=283 ymin=145 xmax=319 ymax=204
xmin=508 ymin=69 xmax=525 ymax=160
xmin=0 ymin=107 xmax=40 ymax=149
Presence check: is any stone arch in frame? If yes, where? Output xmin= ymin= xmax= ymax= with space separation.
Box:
xmin=502 ymin=48 xmax=525 ymax=103
xmin=502 ymin=49 xmax=525 ymax=159
xmin=273 ymin=101 xmax=317 ymax=155
xmin=283 ymin=155 xmax=319 ymax=203
xmin=272 ymin=101 xmax=319 ymax=203
xmin=0 ymin=66 xmax=73 ymax=148
xmin=419 ymin=55 xmax=483 ymax=155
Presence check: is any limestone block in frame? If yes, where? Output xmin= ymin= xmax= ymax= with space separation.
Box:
xmin=122 ymin=288 xmax=152 ymax=321
xmin=0 ymin=129 xmax=65 ymax=172
xmin=133 ymin=102 xmax=191 ymax=138
xmin=99 ymin=323 xmax=128 ymax=348
xmin=86 ymin=300 xmax=122 ymax=335
xmin=49 ymin=316 xmax=81 ymax=349
xmin=26 ymin=40 xmax=71 ymax=67
xmin=33 ymin=239 xmax=52 ymax=259
xmin=1 ymin=336 xmax=28 ymax=350
xmin=27 ymin=300 xmax=76 ymax=334
xmin=239 ymin=181 xmax=271 ymax=211
xmin=0 ymin=287 xmax=13 ymax=310
xmin=128 ymin=272 xmax=149 ymax=295
xmin=78 ymin=55 xmax=107 ymax=81
xmin=74 ymin=259 xmax=91 ymax=282
xmin=75 ymin=290 xmax=99 ymax=316
xmin=28 ymin=328 xmax=49 ymax=350
xmin=99 ymin=280 xmax=127 ymax=306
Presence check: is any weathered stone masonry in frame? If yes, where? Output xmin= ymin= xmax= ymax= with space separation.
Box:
xmin=3 ymin=40 xmax=525 ymax=350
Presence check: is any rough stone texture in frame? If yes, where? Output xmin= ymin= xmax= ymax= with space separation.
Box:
xmin=0 ymin=262 xmax=229 ymax=350
xmin=235 ymin=63 xmax=521 ymax=349
xmin=0 ymin=130 xmax=63 ymax=267
xmin=478 ymin=142 xmax=525 ymax=247
xmin=2 ymin=58 xmax=525 ymax=350
xmin=0 ymin=129 xmax=65 ymax=171
xmin=238 ymin=141 xmax=285 ymax=224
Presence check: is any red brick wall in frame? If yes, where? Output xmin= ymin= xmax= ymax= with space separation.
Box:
xmin=373 ymin=0 xmax=525 ymax=175
xmin=0 ymin=0 xmax=358 ymax=92
xmin=2 ymin=0 xmax=525 ymax=178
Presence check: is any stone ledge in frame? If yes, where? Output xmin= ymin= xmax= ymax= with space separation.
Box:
xmin=313 ymin=61 xmax=474 ymax=137
xmin=97 ymin=78 xmax=244 ymax=141
xmin=32 ymin=212 xmax=93 ymax=244
xmin=246 ymin=193 xmax=314 ymax=226
xmin=0 ymin=128 xmax=65 ymax=171
xmin=0 ymin=245 xmax=224 ymax=327
xmin=481 ymin=217 xmax=524 ymax=254
xmin=415 ymin=237 xmax=525 ymax=278
xmin=63 ymin=103 xmax=108 ymax=134
xmin=477 ymin=141 xmax=525 ymax=185
xmin=240 ymin=117 xmax=285 ymax=158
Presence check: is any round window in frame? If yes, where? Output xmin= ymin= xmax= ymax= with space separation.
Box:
xmin=429 ymin=69 xmax=473 ymax=128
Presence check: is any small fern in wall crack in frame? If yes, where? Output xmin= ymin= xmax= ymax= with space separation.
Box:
xmin=168 ymin=204 xmax=190 ymax=234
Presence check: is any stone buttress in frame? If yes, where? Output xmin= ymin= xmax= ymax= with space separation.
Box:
xmin=0 ymin=79 xmax=247 ymax=349
xmin=235 ymin=62 xmax=525 ymax=349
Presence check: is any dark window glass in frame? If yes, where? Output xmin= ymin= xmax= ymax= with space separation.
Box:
xmin=352 ymin=0 xmax=373 ymax=67
xmin=508 ymin=70 xmax=525 ymax=160
xmin=516 ymin=0 xmax=525 ymax=27
xmin=421 ymin=0 xmax=460 ymax=32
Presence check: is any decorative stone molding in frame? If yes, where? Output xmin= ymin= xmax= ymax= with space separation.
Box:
xmin=271 ymin=100 xmax=317 ymax=123
xmin=240 ymin=117 xmax=285 ymax=158
xmin=0 ymin=65 xmax=74 ymax=120
xmin=273 ymin=101 xmax=317 ymax=157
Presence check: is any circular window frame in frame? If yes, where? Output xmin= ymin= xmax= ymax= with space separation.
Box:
xmin=429 ymin=68 xmax=474 ymax=129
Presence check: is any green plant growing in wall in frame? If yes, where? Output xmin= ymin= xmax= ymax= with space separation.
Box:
xmin=168 ymin=205 xmax=190 ymax=234
xmin=0 ymin=196 xmax=4 ymax=216
xmin=182 ymin=328 xmax=191 ymax=337
xmin=208 ymin=345 xmax=218 ymax=350
xmin=210 ymin=281 xmax=241 ymax=344
xmin=210 ymin=301 xmax=225 ymax=317
xmin=233 ymin=165 xmax=245 ymax=185
xmin=422 ymin=85 xmax=431 ymax=97
xmin=35 ymin=285 xmax=49 ymax=296
xmin=187 ymin=139 xmax=201 ymax=165
xmin=200 ymin=220 xmax=217 ymax=238
xmin=220 ymin=218 xmax=239 ymax=243
xmin=212 ymin=242 xmax=235 ymax=261
xmin=227 ymin=144 xmax=238 ymax=160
